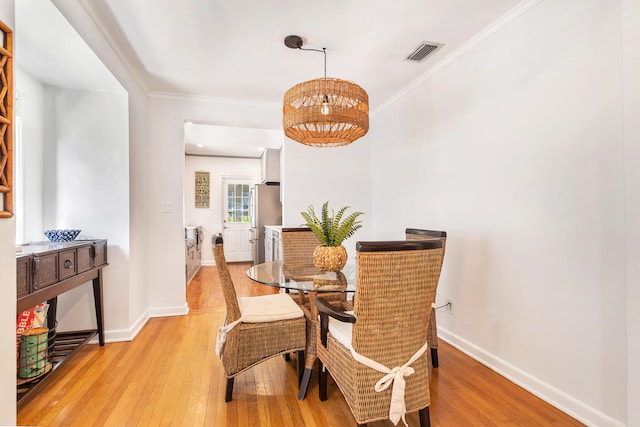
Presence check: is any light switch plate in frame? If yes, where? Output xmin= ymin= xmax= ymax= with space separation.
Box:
xmin=161 ymin=201 xmax=174 ymax=213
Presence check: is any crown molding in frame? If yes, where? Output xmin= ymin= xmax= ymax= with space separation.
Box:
xmin=148 ymin=90 xmax=282 ymax=109
xmin=78 ymin=0 xmax=151 ymax=96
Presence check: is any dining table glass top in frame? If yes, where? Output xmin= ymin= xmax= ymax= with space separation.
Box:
xmin=247 ymin=261 xmax=356 ymax=293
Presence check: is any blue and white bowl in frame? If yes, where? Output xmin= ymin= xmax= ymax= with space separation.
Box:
xmin=43 ymin=229 xmax=81 ymax=242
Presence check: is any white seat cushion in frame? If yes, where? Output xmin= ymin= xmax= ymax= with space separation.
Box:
xmin=328 ymin=310 xmax=355 ymax=350
xmin=237 ymin=294 xmax=303 ymax=323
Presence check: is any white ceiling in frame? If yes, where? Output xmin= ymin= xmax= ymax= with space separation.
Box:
xmin=17 ymin=0 xmax=523 ymax=157
xmin=184 ymin=123 xmax=283 ymax=159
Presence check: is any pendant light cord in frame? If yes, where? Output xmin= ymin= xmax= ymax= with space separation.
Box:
xmin=297 ymin=46 xmax=327 ymax=78
xmin=323 ymin=48 xmax=326 ymax=78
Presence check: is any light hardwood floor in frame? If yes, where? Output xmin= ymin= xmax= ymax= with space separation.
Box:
xmin=17 ymin=264 xmax=584 ymax=426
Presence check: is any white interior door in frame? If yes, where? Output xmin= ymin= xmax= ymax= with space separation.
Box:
xmin=222 ymin=177 xmax=253 ymax=262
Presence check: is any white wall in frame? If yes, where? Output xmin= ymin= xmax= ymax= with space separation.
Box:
xmin=371 ymin=1 xmax=628 ymax=425
xmin=623 ymin=0 xmax=640 ymax=425
xmin=40 ymin=87 xmax=130 ymax=335
xmin=184 ymin=155 xmax=260 ymax=265
xmin=52 ymin=0 xmax=152 ymax=338
xmin=282 ymin=137 xmax=373 ymax=260
xmin=14 ymin=68 xmax=45 ymax=243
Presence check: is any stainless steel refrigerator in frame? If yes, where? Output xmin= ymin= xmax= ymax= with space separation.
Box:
xmin=249 ymin=184 xmax=282 ymax=265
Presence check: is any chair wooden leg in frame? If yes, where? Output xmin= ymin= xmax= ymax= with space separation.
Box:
xmin=430 ymin=347 xmax=439 ymax=368
xmin=319 ymin=361 xmax=328 ymax=401
xmin=225 ymin=378 xmax=234 ymax=402
xmin=284 ymin=353 xmax=291 ymax=361
xmin=419 ymin=407 xmax=431 ymax=427
xmin=298 ymin=368 xmax=313 ymax=400
xmin=297 ymin=350 xmax=305 ymax=383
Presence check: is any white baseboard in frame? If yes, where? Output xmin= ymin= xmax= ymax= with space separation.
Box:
xmin=438 ymin=328 xmax=625 ymax=427
xmin=148 ymin=302 xmax=189 ymax=318
xmin=88 ymin=303 xmax=189 ymax=344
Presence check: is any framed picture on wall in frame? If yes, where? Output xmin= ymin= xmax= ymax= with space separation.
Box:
xmin=195 ymin=171 xmax=210 ymax=208
xmin=0 ymin=20 xmax=13 ymax=218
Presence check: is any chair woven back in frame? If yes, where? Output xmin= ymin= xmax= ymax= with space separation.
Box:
xmin=405 ymin=228 xmax=447 ymax=362
xmin=281 ymin=227 xmax=320 ymax=272
xmin=405 ymin=228 xmax=447 ymax=256
xmin=212 ymin=235 xmax=241 ymax=323
xmin=353 ymin=240 xmax=443 ymax=369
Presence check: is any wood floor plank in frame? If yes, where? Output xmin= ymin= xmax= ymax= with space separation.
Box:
xmin=17 ymin=264 xmax=585 ymax=426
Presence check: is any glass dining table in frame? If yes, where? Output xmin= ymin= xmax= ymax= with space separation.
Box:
xmin=247 ymin=261 xmax=356 ymax=399
xmin=247 ymin=261 xmax=356 ymax=294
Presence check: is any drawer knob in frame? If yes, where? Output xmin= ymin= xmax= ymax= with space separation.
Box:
xmin=64 ymin=260 xmax=73 ymax=269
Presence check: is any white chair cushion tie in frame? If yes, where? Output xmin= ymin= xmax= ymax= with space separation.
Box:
xmin=350 ymin=340 xmax=429 ymax=427
xmin=216 ymin=318 xmax=241 ymax=357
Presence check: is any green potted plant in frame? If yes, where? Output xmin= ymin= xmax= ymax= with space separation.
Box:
xmin=301 ymin=201 xmax=364 ymax=271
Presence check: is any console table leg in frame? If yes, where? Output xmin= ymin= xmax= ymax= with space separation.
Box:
xmin=46 ymin=297 xmax=58 ymax=353
xmin=92 ymin=269 xmax=105 ymax=346
xmin=46 ymin=297 xmax=58 ymax=330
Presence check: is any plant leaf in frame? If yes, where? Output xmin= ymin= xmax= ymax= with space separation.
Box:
xmin=300 ymin=201 xmax=364 ymax=247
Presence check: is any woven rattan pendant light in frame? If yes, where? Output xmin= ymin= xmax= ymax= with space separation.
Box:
xmin=283 ymin=35 xmax=369 ymax=147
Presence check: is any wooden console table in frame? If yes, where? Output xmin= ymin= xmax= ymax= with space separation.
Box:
xmin=16 ymin=239 xmax=108 ymax=405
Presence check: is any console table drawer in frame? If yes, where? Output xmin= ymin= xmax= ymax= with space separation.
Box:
xmin=16 ymin=257 xmax=31 ymax=298
xmin=77 ymin=245 xmax=92 ymax=273
xmin=94 ymin=240 xmax=107 ymax=267
xmin=33 ymin=253 xmax=59 ymax=290
xmin=58 ymin=249 xmax=78 ymax=280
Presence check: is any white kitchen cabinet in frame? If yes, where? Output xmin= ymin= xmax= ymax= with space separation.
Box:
xmin=265 ymin=227 xmax=274 ymax=262
xmin=185 ymin=226 xmax=202 ymax=284
xmin=261 ymin=148 xmax=281 ymax=184
xmin=264 ymin=226 xmax=282 ymax=262
xmin=279 ymin=145 xmax=284 ymax=202
xmin=274 ymin=229 xmax=282 ymax=261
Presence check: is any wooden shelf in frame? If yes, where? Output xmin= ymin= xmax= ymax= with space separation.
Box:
xmin=17 ymin=329 xmax=97 ymax=406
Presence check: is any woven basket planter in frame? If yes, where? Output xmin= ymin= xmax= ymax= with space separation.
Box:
xmin=313 ymin=245 xmax=347 ymax=272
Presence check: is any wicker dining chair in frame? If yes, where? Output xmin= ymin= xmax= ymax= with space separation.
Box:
xmin=281 ymin=227 xmax=320 ymax=302
xmin=281 ymin=227 xmax=350 ymax=399
xmin=315 ymin=239 xmax=443 ymax=427
xmin=281 ymin=227 xmax=320 ymax=274
xmin=212 ymin=235 xmax=306 ymax=401
xmin=406 ymin=228 xmax=447 ymax=368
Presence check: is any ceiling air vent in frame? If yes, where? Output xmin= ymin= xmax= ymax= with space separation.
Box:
xmin=405 ymin=41 xmax=443 ymax=63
